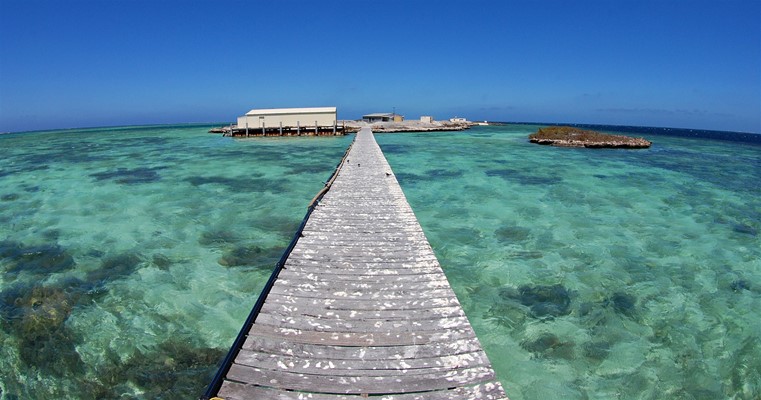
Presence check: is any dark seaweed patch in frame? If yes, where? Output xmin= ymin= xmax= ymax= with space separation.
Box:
xmin=96 ymin=340 xmax=225 ymax=399
xmin=86 ymin=252 xmax=143 ymax=286
xmin=24 ymin=148 xmax=105 ymax=165
xmin=186 ymin=176 xmax=287 ymax=194
xmin=521 ymin=333 xmax=575 ymax=359
xmin=584 ymin=340 xmax=612 ymax=361
xmin=0 ymin=283 xmax=85 ymax=376
xmin=394 ymin=172 xmax=425 ymax=186
xmin=607 ymin=292 xmax=637 ymax=317
xmin=90 ymin=167 xmax=167 ymax=184
xmin=288 ymin=162 xmax=331 ymax=175
xmin=255 ymin=215 xmax=302 ymax=239
xmin=198 ymin=229 xmax=240 ymax=246
xmin=485 ymin=169 xmax=563 ymax=185
xmin=1 ymin=193 xmax=20 ymax=201
xmin=730 ymin=279 xmax=751 ymax=292
xmin=427 ymin=169 xmax=463 ymax=179
xmin=379 ymin=144 xmax=408 ymax=154
xmin=152 ymin=254 xmax=172 ymax=270
xmin=501 ymin=284 xmax=572 ymax=318
xmin=3 ymin=243 xmax=76 ymax=275
xmin=217 ymin=245 xmax=281 ymax=267
xmin=110 ymin=136 xmax=170 ymax=146
xmin=732 ymin=223 xmax=757 ymax=236
xmin=495 ymin=225 xmax=532 ymax=242
xmin=42 ymin=229 xmax=61 ymax=240
xmin=506 ymin=250 xmax=543 ymax=259
xmin=0 ymin=240 xmax=22 ymax=258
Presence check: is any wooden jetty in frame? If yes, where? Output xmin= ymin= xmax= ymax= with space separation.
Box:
xmin=203 ymin=128 xmax=507 ymax=399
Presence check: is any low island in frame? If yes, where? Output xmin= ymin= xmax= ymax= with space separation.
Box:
xmin=529 ymin=126 xmax=651 ymax=148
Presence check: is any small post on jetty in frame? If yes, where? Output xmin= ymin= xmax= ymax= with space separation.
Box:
xmin=297 ymin=121 xmax=301 ymax=136
xmin=245 ymin=122 xmax=249 ymax=137
xmin=314 ymin=120 xmax=318 ymax=136
xmin=333 ymin=119 xmax=337 ymax=134
xmin=279 ymin=122 xmax=283 ymax=136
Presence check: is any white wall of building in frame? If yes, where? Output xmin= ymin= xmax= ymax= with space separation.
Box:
xmin=237 ymin=107 xmax=337 ymax=128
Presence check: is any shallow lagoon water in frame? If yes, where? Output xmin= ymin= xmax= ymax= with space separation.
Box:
xmin=377 ymin=126 xmax=760 ymax=400
xmin=1 ymin=124 xmax=759 ymax=399
xmin=0 ymin=125 xmax=351 ymax=398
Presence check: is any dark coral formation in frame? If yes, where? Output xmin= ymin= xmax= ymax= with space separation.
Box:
xmin=730 ymin=279 xmax=751 ymax=292
xmin=608 ymin=292 xmax=638 ymax=317
xmin=0 ymin=283 xmax=85 ymax=377
xmin=86 ymin=252 xmax=143 ymax=285
xmin=1 ymin=241 xmax=76 ymax=276
xmin=521 ymin=332 xmax=576 ymax=359
xmin=494 ymin=225 xmax=532 ymax=242
xmin=484 ymin=168 xmax=563 ymax=185
xmin=217 ymin=245 xmax=282 ymax=267
xmin=501 ymin=284 xmax=572 ymax=318
xmin=90 ymin=166 xmax=167 ymax=184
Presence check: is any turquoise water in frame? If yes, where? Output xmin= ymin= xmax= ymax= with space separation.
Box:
xmin=376 ymin=126 xmax=760 ymax=400
xmin=1 ymin=124 xmax=759 ymax=399
xmin=0 ymin=125 xmax=352 ymax=398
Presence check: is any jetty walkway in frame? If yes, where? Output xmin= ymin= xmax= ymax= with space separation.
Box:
xmin=204 ymin=128 xmax=507 ymax=399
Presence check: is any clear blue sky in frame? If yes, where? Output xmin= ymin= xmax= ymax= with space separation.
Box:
xmin=1 ymin=0 xmax=759 ymax=133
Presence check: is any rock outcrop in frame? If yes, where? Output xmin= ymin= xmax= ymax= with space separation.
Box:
xmin=343 ymin=120 xmax=473 ymax=133
xmin=529 ymin=126 xmax=651 ymax=148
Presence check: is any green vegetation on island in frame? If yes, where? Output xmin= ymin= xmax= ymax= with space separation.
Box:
xmin=529 ymin=126 xmax=652 ymax=148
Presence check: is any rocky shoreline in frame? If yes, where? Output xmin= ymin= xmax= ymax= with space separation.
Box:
xmin=529 ymin=126 xmax=651 ymax=148
xmin=342 ymin=120 xmax=473 ymax=133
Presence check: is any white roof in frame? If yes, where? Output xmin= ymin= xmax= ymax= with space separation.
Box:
xmin=245 ymin=107 xmax=336 ymax=116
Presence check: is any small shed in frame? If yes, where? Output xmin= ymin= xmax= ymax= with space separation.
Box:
xmin=420 ymin=116 xmax=434 ymax=123
xmin=362 ymin=113 xmax=394 ymax=123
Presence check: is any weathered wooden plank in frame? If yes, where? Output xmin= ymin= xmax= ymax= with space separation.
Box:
xmin=247 ymin=324 xmax=476 ymax=346
xmin=254 ymin=313 xmax=472 ymax=333
xmin=241 ymin=338 xmax=485 ymax=363
xmin=292 ymin=243 xmax=434 ymax=260
xmin=242 ymin=336 xmax=485 ymax=361
xmin=277 ymin=270 xmax=447 ymax=283
xmin=273 ymin=278 xmax=453 ymax=291
xmin=264 ymin=293 xmax=462 ymax=311
xmin=292 ymin=241 xmax=434 ymax=252
xmin=218 ymin=381 xmax=508 ymax=400
xmin=234 ymin=348 xmax=492 ymax=374
xmin=287 ymin=253 xmax=440 ymax=263
xmin=284 ymin=258 xmax=442 ymax=269
xmin=225 ymin=363 xmax=496 ymax=394
xmin=268 ymin=285 xmax=457 ymax=300
xmin=259 ymin=302 xmax=465 ymax=321
xmin=281 ymin=265 xmax=443 ymax=278
xmin=296 ymin=237 xmax=432 ymax=247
